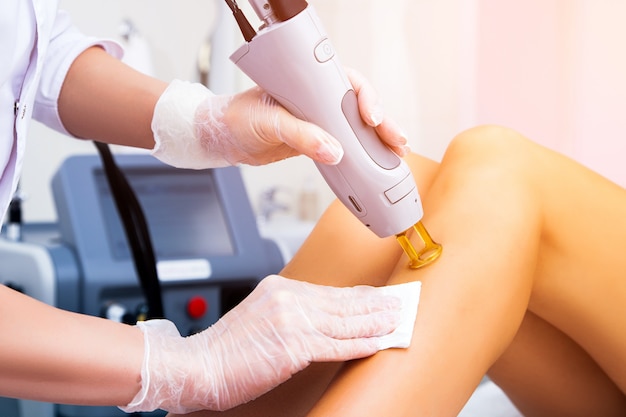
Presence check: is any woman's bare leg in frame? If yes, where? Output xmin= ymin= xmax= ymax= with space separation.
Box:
xmin=302 ymin=126 xmax=626 ymax=416
xmin=303 ymin=125 xmax=543 ymax=416
xmin=171 ymin=125 xmax=626 ymax=416
xmin=489 ymin=311 xmax=626 ymax=416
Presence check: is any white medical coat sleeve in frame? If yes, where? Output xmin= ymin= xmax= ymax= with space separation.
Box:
xmin=32 ymin=9 xmax=123 ymax=136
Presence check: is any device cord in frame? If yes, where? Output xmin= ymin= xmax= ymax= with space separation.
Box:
xmin=225 ymin=0 xmax=256 ymax=41
xmin=93 ymin=142 xmax=165 ymax=319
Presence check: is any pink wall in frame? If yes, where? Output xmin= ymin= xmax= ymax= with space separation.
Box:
xmin=474 ymin=1 xmax=626 ymax=186
xmin=569 ymin=1 xmax=626 ymax=186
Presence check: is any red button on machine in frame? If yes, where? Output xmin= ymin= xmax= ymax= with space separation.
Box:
xmin=187 ymin=296 xmax=208 ymax=319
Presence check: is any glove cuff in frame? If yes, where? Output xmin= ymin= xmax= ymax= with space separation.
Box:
xmin=118 ymin=319 xmax=180 ymax=413
xmin=151 ymin=79 xmax=230 ymax=169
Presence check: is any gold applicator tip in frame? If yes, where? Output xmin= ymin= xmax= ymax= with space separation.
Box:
xmin=396 ymin=221 xmax=442 ymax=269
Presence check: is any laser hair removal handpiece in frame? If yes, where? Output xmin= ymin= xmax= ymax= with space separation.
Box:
xmin=227 ymin=0 xmax=442 ymax=268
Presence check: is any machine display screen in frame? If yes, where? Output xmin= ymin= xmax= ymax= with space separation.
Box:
xmin=95 ymin=167 xmax=235 ymax=260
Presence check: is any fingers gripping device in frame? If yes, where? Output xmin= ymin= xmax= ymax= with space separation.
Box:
xmin=226 ymin=0 xmax=442 ymax=268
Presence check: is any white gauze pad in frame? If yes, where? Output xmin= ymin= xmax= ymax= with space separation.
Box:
xmin=377 ymin=281 xmax=422 ymax=349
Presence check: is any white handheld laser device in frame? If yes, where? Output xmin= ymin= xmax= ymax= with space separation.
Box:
xmin=227 ymin=0 xmax=441 ymax=268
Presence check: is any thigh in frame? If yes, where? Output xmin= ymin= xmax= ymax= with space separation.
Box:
xmin=444 ymin=125 xmax=626 ymax=397
xmin=526 ymin=140 xmax=626 ymax=393
xmin=443 ymin=126 xmax=626 ymax=395
xmin=489 ymin=311 xmax=626 ymax=417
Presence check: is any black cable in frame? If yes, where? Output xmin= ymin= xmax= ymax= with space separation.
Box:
xmin=94 ymin=142 xmax=164 ymax=319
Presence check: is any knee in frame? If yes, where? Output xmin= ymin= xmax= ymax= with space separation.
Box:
xmin=445 ymin=125 xmax=529 ymax=164
xmin=440 ymin=125 xmax=536 ymax=180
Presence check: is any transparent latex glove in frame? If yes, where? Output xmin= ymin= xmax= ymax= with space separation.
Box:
xmin=120 ymin=275 xmax=402 ymax=414
xmin=151 ymin=69 xmax=408 ymax=169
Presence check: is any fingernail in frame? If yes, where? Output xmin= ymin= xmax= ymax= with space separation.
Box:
xmin=392 ymin=129 xmax=410 ymax=156
xmin=319 ymin=135 xmax=344 ymax=164
xmin=398 ymin=144 xmax=411 ymax=157
xmin=399 ymin=130 xmax=409 ymax=145
xmin=369 ymin=105 xmax=384 ymax=127
xmin=387 ymin=311 xmax=402 ymax=326
xmin=375 ymin=312 xmax=402 ymax=338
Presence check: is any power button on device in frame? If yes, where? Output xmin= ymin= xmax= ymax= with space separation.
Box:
xmin=314 ymin=38 xmax=335 ymax=63
xmin=187 ymin=296 xmax=208 ymax=319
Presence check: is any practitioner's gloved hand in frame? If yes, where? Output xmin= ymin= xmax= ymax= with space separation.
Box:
xmin=151 ymin=69 xmax=408 ymax=169
xmin=119 ymin=275 xmax=402 ymax=414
